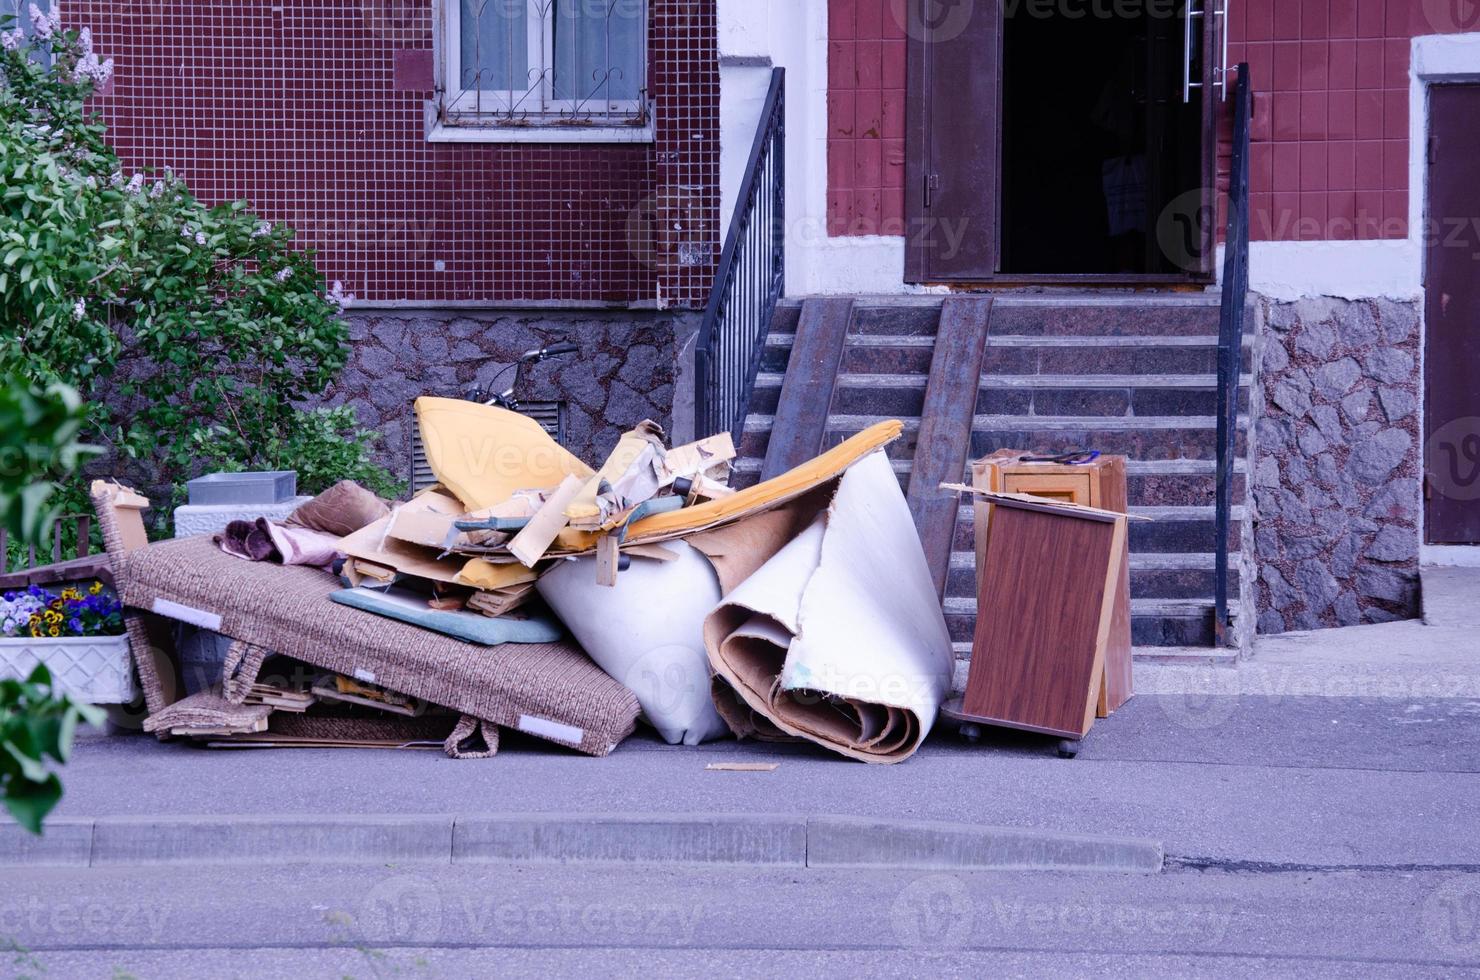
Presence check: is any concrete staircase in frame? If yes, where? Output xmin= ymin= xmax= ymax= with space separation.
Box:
xmin=734 ymin=295 xmax=1252 ymax=662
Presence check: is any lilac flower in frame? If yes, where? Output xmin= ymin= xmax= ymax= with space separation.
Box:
xmin=78 ymin=26 xmax=91 ymax=55
xmin=252 ymin=221 xmax=272 ymax=238
xmin=194 ymin=231 xmax=207 ymax=246
xmin=72 ymin=298 xmax=85 ymax=321
xmin=124 ymin=172 xmax=144 ymax=194
xmin=27 ymin=3 xmax=58 ymax=41
xmin=328 ymin=280 xmax=355 ymax=309
xmin=74 ymin=53 xmax=114 ymax=87
xmin=274 ymin=268 xmax=292 ymax=283
xmin=149 ymin=179 xmax=166 ymax=198
xmin=0 ymin=28 xmax=23 ymax=51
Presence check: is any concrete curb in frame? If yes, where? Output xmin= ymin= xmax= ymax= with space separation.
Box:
xmin=0 ymin=813 xmax=1162 ymax=874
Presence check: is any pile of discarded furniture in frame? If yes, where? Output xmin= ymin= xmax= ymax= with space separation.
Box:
xmin=91 ymin=401 xmax=1135 ymax=765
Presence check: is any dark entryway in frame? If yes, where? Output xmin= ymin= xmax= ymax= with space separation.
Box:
xmin=1425 ymin=84 xmax=1480 ymax=545
xmin=906 ymin=1 xmax=1219 ymax=283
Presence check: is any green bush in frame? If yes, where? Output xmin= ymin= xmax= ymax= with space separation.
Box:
xmin=0 ymin=11 xmax=397 ymax=513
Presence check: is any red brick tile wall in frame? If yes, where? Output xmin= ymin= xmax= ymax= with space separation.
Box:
xmin=826 ymin=1 xmax=1472 ymax=244
xmin=1225 ymin=0 xmax=1468 ymax=242
xmin=71 ymin=1 xmax=718 ymax=307
xmin=826 ymin=0 xmax=907 ymax=237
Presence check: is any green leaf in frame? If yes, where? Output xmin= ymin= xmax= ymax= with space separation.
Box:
xmin=3 ymin=773 xmax=62 ymax=836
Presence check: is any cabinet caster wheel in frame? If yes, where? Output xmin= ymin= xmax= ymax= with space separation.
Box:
xmin=959 ymin=723 xmax=983 ymax=744
xmin=1057 ymin=739 xmax=1080 ymax=759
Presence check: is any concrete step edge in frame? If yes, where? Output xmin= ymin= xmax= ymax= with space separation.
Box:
xmin=733 ymin=457 xmax=1250 ymax=480
xmin=753 ymin=373 xmax=1254 ymax=391
xmin=0 ymin=813 xmax=1162 ymax=874
xmin=945 ymin=597 xmax=1215 ymax=616
xmin=743 ymin=414 xmax=1247 ymax=433
xmin=948 ymin=551 xmax=1225 ymax=571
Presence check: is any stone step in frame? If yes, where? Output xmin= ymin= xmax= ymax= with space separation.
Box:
xmin=736 ymin=414 xmax=1243 ymax=465
xmin=750 ymin=371 xmax=1252 ymax=419
xmin=731 ymin=452 xmax=1248 ymax=511
xmin=943 ymin=596 xmax=1220 ymax=647
xmin=985 ymin=297 xmax=1225 ymax=337
xmin=943 ymin=551 xmax=1241 ymax=602
xmin=984 ymin=335 xmax=1255 ymax=376
xmin=951 ymin=503 xmax=1245 ymax=555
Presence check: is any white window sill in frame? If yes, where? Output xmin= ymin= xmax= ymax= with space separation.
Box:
xmin=426 ymin=116 xmax=655 ymax=144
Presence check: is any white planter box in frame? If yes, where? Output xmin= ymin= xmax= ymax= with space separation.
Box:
xmin=0 ymin=635 xmax=138 ymax=704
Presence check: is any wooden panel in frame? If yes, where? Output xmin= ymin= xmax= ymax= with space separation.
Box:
xmin=1425 ymin=85 xmax=1480 ymax=544
xmin=907 ymin=297 xmax=992 ymax=597
xmin=761 ymin=298 xmax=854 ymax=481
xmin=964 ymin=502 xmax=1125 ymax=739
xmin=970 ymin=451 xmax=1133 ymax=716
xmin=1002 ymin=473 xmax=1089 ymax=503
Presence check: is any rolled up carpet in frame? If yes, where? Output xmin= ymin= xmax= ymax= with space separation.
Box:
xmin=701 ymin=451 xmax=954 ymax=764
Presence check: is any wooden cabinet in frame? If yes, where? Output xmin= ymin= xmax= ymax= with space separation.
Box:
xmin=970 ymin=451 xmax=1133 ymax=716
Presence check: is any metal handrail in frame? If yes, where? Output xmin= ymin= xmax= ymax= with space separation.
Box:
xmin=694 ymin=67 xmax=786 ymax=442
xmin=1214 ymin=63 xmax=1252 ymax=643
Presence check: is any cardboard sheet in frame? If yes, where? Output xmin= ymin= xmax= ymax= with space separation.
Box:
xmin=414 ymin=398 xmax=594 ymax=510
xmin=702 ymin=451 xmax=953 ymax=764
xmin=537 ymin=542 xmax=732 ymax=746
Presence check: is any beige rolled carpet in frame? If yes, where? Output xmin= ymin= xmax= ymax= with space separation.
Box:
xmin=700 ymin=451 xmax=954 ymax=764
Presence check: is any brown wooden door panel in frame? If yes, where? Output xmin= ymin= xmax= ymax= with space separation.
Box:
xmin=905 ymin=0 xmax=1002 ymax=283
xmin=1425 ymin=84 xmax=1480 ymax=544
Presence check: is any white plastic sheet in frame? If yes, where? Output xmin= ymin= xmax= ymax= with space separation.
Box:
xmin=537 ymin=542 xmax=731 ymax=746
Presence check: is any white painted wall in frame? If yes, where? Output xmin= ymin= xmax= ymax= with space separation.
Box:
xmin=717 ymin=0 xmax=936 ymax=296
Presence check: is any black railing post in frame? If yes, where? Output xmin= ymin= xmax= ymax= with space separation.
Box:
xmin=1215 ymin=64 xmax=1252 ymax=644
xmin=694 ymin=68 xmax=787 ymax=443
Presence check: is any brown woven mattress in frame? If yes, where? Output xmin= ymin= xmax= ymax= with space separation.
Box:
xmin=114 ymin=534 xmax=639 ymax=757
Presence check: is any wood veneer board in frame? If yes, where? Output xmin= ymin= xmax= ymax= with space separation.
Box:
xmin=760 ymin=298 xmax=854 ymax=480
xmin=908 ymin=296 xmax=993 ymax=598
xmin=969 ymin=453 xmax=1134 ymax=717
xmin=1096 ymin=456 xmax=1134 ymax=716
xmin=964 ymin=497 xmax=1127 ymax=739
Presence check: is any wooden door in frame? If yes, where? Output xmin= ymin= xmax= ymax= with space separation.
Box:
xmin=1425 ymin=84 xmax=1480 ymax=544
xmin=905 ymin=1 xmax=1221 ymax=283
xmin=905 ymin=0 xmax=1002 ymax=282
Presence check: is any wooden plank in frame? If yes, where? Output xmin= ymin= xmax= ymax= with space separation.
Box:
xmin=507 ymin=474 xmax=584 ymax=567
xmin=760 ymin=298 xmax=854 ymax=481
xmin=908 ymin=297 xmax=992 ymax=597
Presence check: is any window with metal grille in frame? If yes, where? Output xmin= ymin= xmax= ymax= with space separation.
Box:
xmin=409 ymin=400 xmax=568 ymax=497
xmin=439 ymin=0 xmax=649 ymax=131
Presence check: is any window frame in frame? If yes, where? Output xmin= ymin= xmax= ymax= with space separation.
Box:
xmin=433 ymin=0 xmax=653 ymax=143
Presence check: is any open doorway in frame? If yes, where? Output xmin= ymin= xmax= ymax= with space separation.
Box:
xmin=999 ymin=7 xmax=1204 ymax=275
xmin=907 ymin=2 xmax=1217 ymax=283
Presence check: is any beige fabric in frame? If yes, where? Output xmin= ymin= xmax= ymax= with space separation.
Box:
xmin=285 ymin=480 xmax=390 ymax=537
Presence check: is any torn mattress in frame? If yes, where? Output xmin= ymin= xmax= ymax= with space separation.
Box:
xmin=102 ymin=527 xmax=640 ymax=757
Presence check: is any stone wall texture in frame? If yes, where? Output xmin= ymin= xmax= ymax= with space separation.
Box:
xmin=325 ymin=310 xmax=692 ymax=490
xmin=1251 ymin=297 xmax=1423 ymax=634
